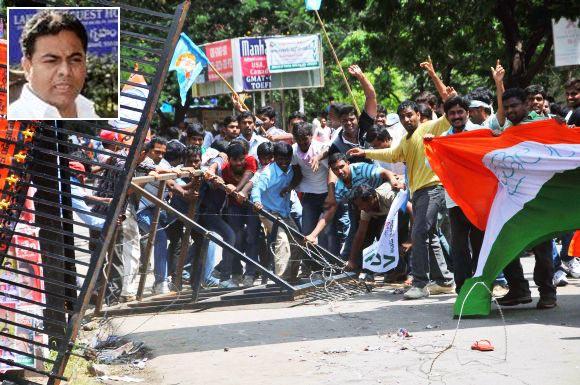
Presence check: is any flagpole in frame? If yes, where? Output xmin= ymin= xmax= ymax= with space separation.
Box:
xmin=314 ymin=10 xmax=360 ymax=116
xmin=207 ymin=61 xmax=250 ymax=112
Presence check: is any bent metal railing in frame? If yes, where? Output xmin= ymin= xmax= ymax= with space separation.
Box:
xmin=0 ymin=1 xmax=191 ymax=383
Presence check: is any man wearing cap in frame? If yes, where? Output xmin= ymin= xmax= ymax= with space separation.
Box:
xmin=9 ymin=10 xmax=100 ymax=119
xmin=69 ymin=161 xmax=111 ymax=228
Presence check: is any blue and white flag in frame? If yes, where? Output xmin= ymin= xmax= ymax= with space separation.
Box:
xmin=169 ymin=33 xmax=209 ymax=105
xmin=362 ymin=189 xmax=409 ymax=273
xmin=305 ymin=0 xmax=322 ymax=11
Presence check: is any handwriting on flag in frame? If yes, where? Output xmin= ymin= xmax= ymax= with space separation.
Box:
xmin=362 ymin=189 xmax=408 ymax=273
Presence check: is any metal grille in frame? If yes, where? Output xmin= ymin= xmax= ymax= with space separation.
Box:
xmin=0 ymin=1 xmax=191 ymax=383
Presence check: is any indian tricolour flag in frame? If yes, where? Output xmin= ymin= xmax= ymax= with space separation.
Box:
xmin=425 ymin=119 xmax=580 ymax=317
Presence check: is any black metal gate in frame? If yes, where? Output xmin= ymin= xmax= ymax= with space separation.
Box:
xmin=0 ymin=1 xmax=191 ymax=383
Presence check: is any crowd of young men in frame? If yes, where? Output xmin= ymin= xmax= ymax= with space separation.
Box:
xmin=74 ymin=63 xmax=580 ymax=309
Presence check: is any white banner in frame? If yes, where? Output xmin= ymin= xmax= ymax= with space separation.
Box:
xmin=552 ymin=18 xmax=580 ymax=67
xmin=362 ymin=189 xmax=408 ymax=273
xmin=265 ymin=35 xmax=320 ymax=73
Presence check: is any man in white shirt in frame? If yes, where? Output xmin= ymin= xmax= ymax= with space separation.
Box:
xmin=290 ymin=122 xmax=330 ymax=250
xmin=9 ymin=10 xmax=99 ymax=119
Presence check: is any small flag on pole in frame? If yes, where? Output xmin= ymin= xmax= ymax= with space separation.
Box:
xmin=305 ymin=0 xmax=322 ymax=11
xmin=169 ymin=33 xmax=209 ymax=105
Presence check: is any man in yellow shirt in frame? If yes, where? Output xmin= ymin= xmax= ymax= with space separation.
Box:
xmin=348 ymin=100 xmax=454 ymax=299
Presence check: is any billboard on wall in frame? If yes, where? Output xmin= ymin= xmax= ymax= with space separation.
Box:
xmin=237 ymin=37 xmax=271 ymax=91
xmin=265 ymin=35 xmax=321 ymax=73
xmin=205 ymin=39 xmax=233 ymax=82
xmin=552 ymin=18 xmax=580 ymax=67
xmin=194 ymin=34 xmax=323 ymax=97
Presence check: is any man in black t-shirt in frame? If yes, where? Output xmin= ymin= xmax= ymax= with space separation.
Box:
xmin=328 ymin=65 xmax=377 ymax=164
xmin=565 ymin=78 xmax=580 ymax=126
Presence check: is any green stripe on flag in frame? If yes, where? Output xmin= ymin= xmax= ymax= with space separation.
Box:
xmin=455 ymin=167 xmax=580 ymax=317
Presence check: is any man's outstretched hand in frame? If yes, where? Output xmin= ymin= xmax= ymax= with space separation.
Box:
xmin=347 ymin=64 xmax=365 ymax=80
xmin=346 ymin=147 xmax=366 ymax=158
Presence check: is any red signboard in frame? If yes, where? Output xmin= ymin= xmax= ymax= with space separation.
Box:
xmin=205 ymin=39 xmax=233 ymax=82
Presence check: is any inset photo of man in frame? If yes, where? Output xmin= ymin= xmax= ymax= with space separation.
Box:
xmin=7 ymin=7 xmax=120 ymax=120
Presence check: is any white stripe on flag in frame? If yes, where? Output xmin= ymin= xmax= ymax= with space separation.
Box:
xmin=474 ymin=142 xmax=580 ymax=277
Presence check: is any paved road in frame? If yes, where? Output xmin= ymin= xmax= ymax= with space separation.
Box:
xmin=111 ymin=259 xmax=580 ymax=385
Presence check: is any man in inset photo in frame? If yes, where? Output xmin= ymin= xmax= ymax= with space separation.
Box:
xmin=9 ymin=10 xmax=100 ymax=119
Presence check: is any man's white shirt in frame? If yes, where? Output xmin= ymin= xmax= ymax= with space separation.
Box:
xmin=9 ymin=84 xmax=100 ymax=119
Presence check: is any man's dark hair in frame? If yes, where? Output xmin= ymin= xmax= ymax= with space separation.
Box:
xmin=186 ymin=122 xmax=205 ymax=138
xmin=365 ymin=125 xmax=392 ymax=143
xmin=467 ymin=87 xmax=493 ymax=106
xmin=549 ymin=102 xmax=569 ymax=118
xmin=165 ymin=140 xmax=185 ymax=163
xmin=292 ymin=122 xmax=313 ymax=138
xmin=21 ymin=10 xmax=88 ymax=58
xmin=377 ymin=105 xmax=387 ymax=115
xmin=166 ymin=126 xmax=181 ymax=141
xmin=329 ymin=103 xmax=346 ymax=116
xmin=257 ymin=141 xmax=274 ymax=159
xmin=524 ymin=84 xmax=546 ymax=98
xmin=184 ymin=145 xmax=202 ymax=162
xmin=288 ymin=111 xmax=307 ymax=124
xmin=223 ymin=115 xmax=237 ymax=127
xmin=319 ymin=110 xmax=328 ymax=119
xmin=502 ymin=88 xmax=527 ymax=103
xmin=230 ymin=138 xmax=249 ymax=154
xmin=257 ymin=105 xmax=276 ymax=120
xmin=236 ymin=110 xmax=255 ymax=124
xmin=443 ymin=95 xmax=471 ymax=114
xmin=397 ymin=100 xmax=419 ymax=115
xmin=226 ymin=143 xmax=246 ymax=159
xmin=415 ymin=91 xmax=438 ymax=107
xmin=144 ymin=136 xmax=168 ymax=151
xmin=417 ymin=103 xmax=433 ymax=120
xmin=211 ymin=140 xmax=229 ymax=153
xmin=339 ymin=105 xmax=357 ymax=118
xmin=351 ymin=183 xmax=376 ymax=203
xmin=328 ymin=152 xmax=348 ymax=167
xmin=273 ymin=142 xmax=293 ymax=158
xmin=564 ymin=78 xmax=579 ymax=90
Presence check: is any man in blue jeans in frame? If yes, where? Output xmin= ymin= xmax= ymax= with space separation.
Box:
xmin=136 ymin=137 xmax=189 ymax=295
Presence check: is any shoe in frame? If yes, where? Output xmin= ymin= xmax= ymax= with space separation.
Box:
xmin=403 ymin=286 xmax=430 ymax=300
xmin=563 ymin=259 xmax=580 ymax=278
xmin=536 ymin=297 xmax=557 ymax=309
xmin=496 ymin=291 xmax=532 ymax=306
xmin=232 ymin=274 xmax=243 ymax=286
xmin=152 ymin=281 xmax=170 ymax=295
xmin=202 ymin=278 xmax=220 ymax=288
xmin=211 ymin=268 xmax=221 ymax=280
xmin=219 ymin=279 xmax=239 ymax=289
xmin=119 ymin=295 xmax=136 ymax=303
xmin=242 ymin=276 xmax=255 ymax=287
xmin=553 ymin=270 xmax=569 ymax=287
xmin=426 ymin=282 xmax=456 ymax=295
xmin=492 ymin=284 xmax=510 ymax=298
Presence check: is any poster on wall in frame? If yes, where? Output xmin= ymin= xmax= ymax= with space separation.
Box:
xmin=552 ymin=18 xmax=580 ymax=67
xmin=8 ymin=7 xmax=119 ymax=64
xmin=205 ymin=39 xmax=233 ymax=82
xmin=238 ymin=37 xmax=271 ymax=91
xmin=0 ymin=187 xmax=49 ymax=373
xmin=265 ymin=35 xmax=320 ymax=73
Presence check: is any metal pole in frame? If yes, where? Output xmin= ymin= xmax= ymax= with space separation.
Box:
xmin=298 ymin=88 xmax=304 ymax=113
xmin=94 ymin=225 xmax=118 ymax=315
xmin=261 ymin=90 xmax=266 ymax=107
xmin=173 ymin=199 xmax=197 ymax=291
xmin=130 ymin=182 xmax=296 ymax=292
xmin=136 ymin=180 xmax=167 ymax=300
